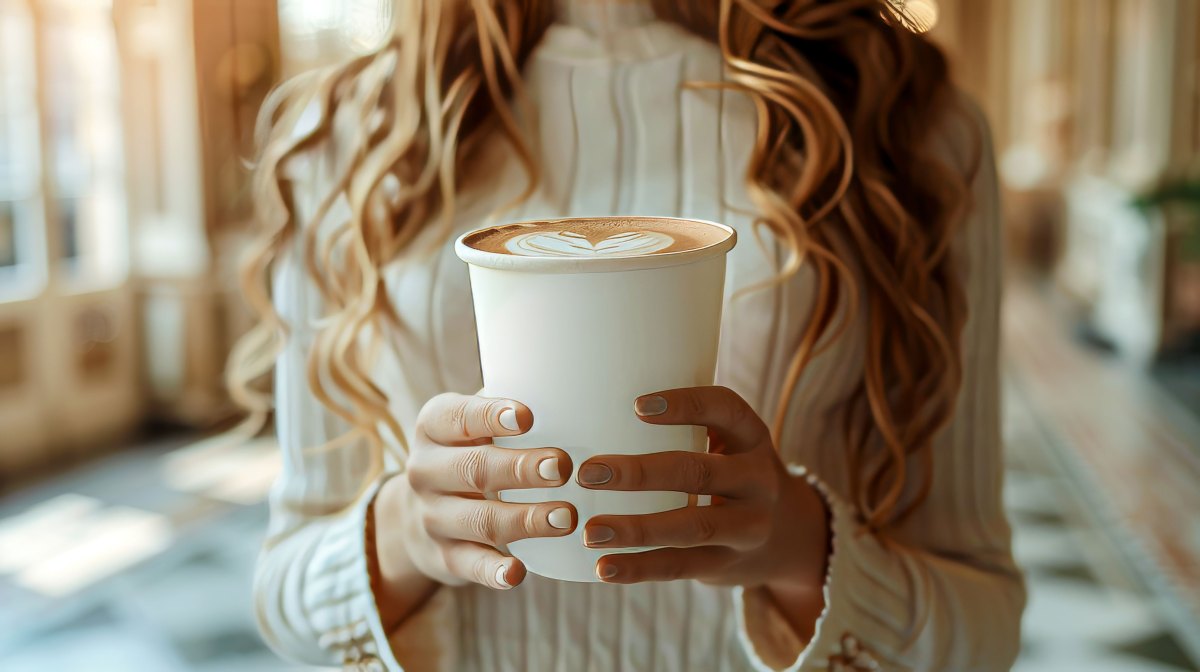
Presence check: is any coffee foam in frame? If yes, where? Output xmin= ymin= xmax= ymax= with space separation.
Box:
xmin=464 ymin=218 xmax=730 ymax=259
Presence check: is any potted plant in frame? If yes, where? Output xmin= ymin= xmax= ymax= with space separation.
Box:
xmin=1134 ymin=180 xmax=1200 ymax=415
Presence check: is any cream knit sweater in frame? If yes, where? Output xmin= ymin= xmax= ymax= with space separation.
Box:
xmin=253 ymin=3 xmax=1025 ymax=670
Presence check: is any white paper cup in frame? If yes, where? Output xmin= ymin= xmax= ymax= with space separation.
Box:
xmin=455 ymin=216 xmax=736 ymax=582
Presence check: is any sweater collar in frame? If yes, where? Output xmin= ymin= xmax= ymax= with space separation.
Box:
xmin=556 ymin=0 xmax=657 ymax=35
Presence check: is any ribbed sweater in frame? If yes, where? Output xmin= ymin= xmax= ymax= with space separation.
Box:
xmin=253 ymin=3 xmax=1025 ymax=670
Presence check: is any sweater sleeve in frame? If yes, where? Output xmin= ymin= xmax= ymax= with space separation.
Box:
xmin=252 ymin=233 xmax=405 ymax=671
xmin=251 ymin=151 xmax=405 ymax=671
xmin=735 ymin=102 xmax=1026 ymax=671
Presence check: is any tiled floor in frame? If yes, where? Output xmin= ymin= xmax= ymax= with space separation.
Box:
xmin=0 ymin=437 xmax=311 ymax=672
xmin=1004 ymin=284 xmax=1200 ymax=666
xmin=1005 ymin=380 xmax=1198 ymax=670
xmin=0 ymin=284 xmax=1197 ymax=671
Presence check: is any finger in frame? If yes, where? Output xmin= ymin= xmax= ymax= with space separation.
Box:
xmin=442 ymin=541 xmax=526 ymax=590
xmin=633 ymin=386 xmax=769 ymax=453
xmin=575 ymin=451 xmax=758 ymax=498
xmin=419 ymin=393 xmax=532 ymax=445
xmin=424 ymin=497 xmax=576 ymax=547
xmin=595 ymin=546 xmax=736 ymax=584
xmin=584 ymin=505 xmax=768 ymax=551
xmin=409 ymin=445 xmax=571 ymax=494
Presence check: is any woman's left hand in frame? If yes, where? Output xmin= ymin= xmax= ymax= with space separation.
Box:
xmin=577 ymin=386 xmax=830 ymax=593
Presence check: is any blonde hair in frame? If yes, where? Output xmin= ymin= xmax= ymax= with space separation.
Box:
xmin=232 ymin=0 xmax=978 ymax=531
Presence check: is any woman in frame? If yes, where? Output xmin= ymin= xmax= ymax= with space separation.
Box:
xmin=236 ymin=0 xmax=1025 ymax=669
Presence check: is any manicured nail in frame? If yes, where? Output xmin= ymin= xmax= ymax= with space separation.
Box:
xmin=495 ymin=564 xmax=512 ymax=588
xmin=578 ymin=463 xmax=613 ymax=486
xmin=585 ymin=525 xmax=615 ymax=546
xmin=598 ymin=564 xmax=619 ymax=580
xmin=548 ymin=507 xmax=573 ymax=530
xmin=538 ymin=457 xmax=561 ymax=482
xmin=634 ymin=395 xmax=668 ymax=417
xmin=498 ymin=406 xmax=520 ymax=432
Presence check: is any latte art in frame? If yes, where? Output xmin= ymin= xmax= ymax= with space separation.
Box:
xmin=505 ymin=230 xmax=676 ymax=257
xmin=463 ymin=217 xmax=731 ymax=260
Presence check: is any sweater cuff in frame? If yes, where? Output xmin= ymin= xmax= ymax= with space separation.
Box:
xmin=734 ymin=466 xmax=887 ymax=672
xmin=304 ymin=477 xmax=405 ymax=671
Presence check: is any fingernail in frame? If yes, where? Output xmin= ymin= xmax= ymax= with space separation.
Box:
xmin=585 ymin=525 xmax=615 ymax=546
xmin=578 ymin=463 xmax=613 ymax=486
xmin=537 ymin=457 xmax=561 ymax=482
xmin=598 ymin=564 xmax=619 ymax=580
xmin=634 ymin=395 xmax=668 ymax=417
xmin=548 ymin=507 xmax=573 ymax=530
xmin=495 ymin=564 xmax=512 ymax=588
xmin=498 ymin=406 xmax=520 ymax=432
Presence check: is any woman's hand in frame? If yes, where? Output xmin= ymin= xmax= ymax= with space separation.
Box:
xmin=373 ymin=393 xmax=576 ymax=596
xmin=577 ymin=386 xmax=829 ymax=597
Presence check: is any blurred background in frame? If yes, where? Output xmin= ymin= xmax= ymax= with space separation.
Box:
xmin=0 ymin=0 xmax=1198 ymax=670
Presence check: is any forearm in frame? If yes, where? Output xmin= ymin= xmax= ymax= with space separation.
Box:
xmin=368 ymin=478 xmax=439 ymax=633
xmin=762 ymin=473 xmax=831 ymax=645
xmin=740 ymin=470 xmax=1024 ymax=671
xmin=255 ymin=487 xmax=404 ymax=667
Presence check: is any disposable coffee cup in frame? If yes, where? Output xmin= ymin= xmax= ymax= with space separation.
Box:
xmin=455 ymin=216 xmax=736 ymax=582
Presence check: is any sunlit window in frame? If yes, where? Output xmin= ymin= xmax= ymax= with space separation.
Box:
xmin=0 ymin=0 xmax=44 ymax=295
xmin=39 ymin=0 xmax=127 ymax=287
xmin=279 ymin=0 xmax=393 ymax=74
xmin=0 ymin=0 xmax=127 ymax=297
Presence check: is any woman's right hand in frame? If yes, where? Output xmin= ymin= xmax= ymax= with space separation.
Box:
xmin=374 ymin=393 xmax=575 ymax=593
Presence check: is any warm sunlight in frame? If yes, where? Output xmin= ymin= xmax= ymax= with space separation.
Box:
xmin=1 ymin=1 xmax=1197 ymax=670
xmin=0 ymin=495 xmax=172 ymax=598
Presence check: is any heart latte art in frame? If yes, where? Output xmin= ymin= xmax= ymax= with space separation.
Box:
xmin=505 ymin=230 xmax=675 ymax=258
xmin=461 ymin=217 xmax=731 ymax=259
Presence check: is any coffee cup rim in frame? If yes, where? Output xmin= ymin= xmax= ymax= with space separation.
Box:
xmin=454 ymin=216 xmax=737 ymax=274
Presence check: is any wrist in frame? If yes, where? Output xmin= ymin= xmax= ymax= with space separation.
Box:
xmin=368 ymin=476 xmax=436 ymax=632
xmin=766 ymin=472 xmax=831 ymax=593
xmin=757 ymin=472 xmax=831 ymax=644
xmin=372 ymin=476 xmax=418 ymax=584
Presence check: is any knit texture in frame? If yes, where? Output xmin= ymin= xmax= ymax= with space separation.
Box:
xmin=254 ymin=4 xmax=1024 ymax=670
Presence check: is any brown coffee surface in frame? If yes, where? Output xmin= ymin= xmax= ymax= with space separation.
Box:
xmin=464 ymin=217 xmax=730 ymax=258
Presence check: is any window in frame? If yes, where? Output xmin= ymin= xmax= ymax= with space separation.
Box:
xmin=0 ymin=0 xmax=44 ymax=294
xmin=39 ymin=0 xmax=127 ymax=287
xmin=278 ymin=0 xmax=392 ymax=75
xmin=0 ymin=0 xmax=127 ymax=298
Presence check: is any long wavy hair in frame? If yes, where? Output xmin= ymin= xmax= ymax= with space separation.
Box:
xmin=231 ymin=0 xmax=978 ymax=532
